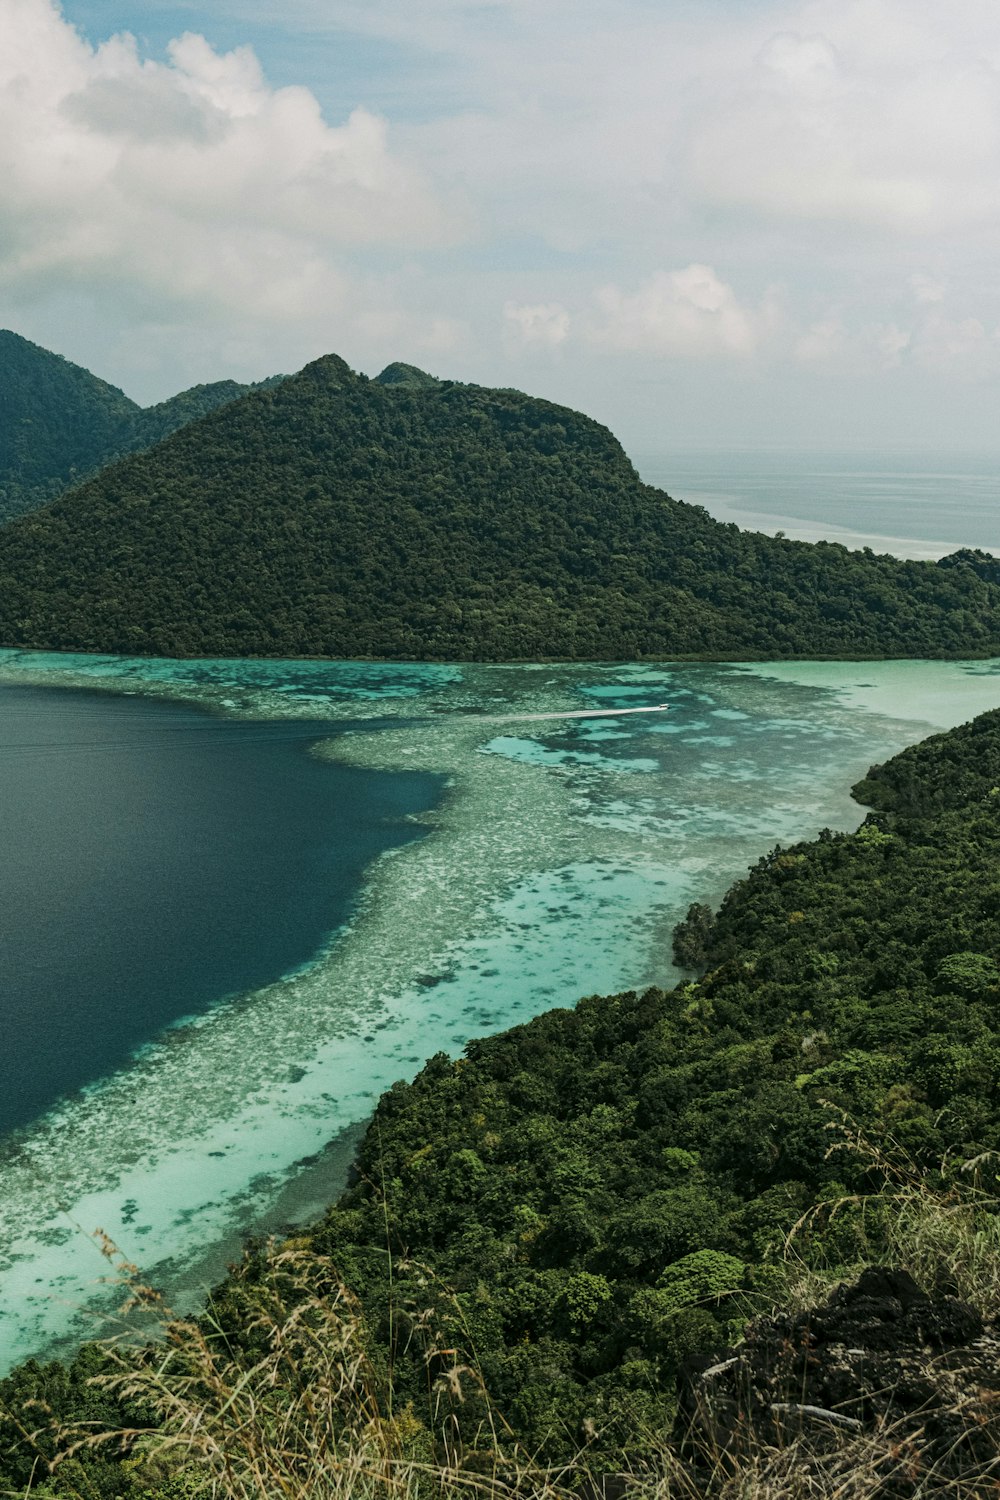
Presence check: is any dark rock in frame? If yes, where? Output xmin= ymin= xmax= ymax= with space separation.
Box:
xmin=676 ymin=1267 xmax=1000 ymax=1491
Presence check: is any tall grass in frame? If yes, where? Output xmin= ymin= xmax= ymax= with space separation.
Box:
xmin=39 ymin=1243 xmax=580 ymax=1500
xmin=780 ymin=1109 xmax=1000 ymax=1313
xmin=19 ymin=1116 xmax=1000 ymax=1499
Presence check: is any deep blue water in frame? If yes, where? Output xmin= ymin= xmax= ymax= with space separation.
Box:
xmin=0 ymin=685 xmax=440 ymax=1134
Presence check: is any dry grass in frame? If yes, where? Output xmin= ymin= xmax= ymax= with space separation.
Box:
xmin=775 ymin=1110 xmax=1000 ymax=1316
xmin=39 ymin=1242 xmax=581 ymax=1500
xmin=18 ymin=1116 xmax=1000 ymax=1499
xmin=665 ymin=1112 xmax=1000 ymax=1499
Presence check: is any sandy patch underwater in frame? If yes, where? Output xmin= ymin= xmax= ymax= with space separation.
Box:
xmin=1 ymin=650 xmax=1000 ymax=1371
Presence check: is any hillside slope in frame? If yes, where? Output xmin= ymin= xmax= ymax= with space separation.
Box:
xmin=0 ymin=330 xmax=135 ymax=520
xmin=277 ymin=705 xmax=1000 ymax=1455
xmin=0 ymin=350 xmax=999 ymax=659
xmin=0 ymin=331 xmax=278 ymax=523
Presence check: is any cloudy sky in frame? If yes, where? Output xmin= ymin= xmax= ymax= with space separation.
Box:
xmin=4 ymin=0 xmax=1000 ymax=454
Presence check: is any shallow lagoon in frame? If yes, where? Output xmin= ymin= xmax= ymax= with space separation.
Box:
xmin=2 ymin=649 xmax=1000 ymax=1371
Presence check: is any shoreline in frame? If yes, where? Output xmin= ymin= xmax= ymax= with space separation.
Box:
xmin=2 ymin=654 xmax=1000 ymax=1372
xmin=677 ymin=494 xmax=970 ymax=560
xmin=0 ymin=660 xmax=689 ymax=1369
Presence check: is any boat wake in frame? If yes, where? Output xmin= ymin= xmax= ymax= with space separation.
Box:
xmin=487 ymin=704 xmax=670 ymax=723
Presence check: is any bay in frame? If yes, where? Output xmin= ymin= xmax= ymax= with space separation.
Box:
xmin=2 ymin=650 xmax=1000 ymax=1373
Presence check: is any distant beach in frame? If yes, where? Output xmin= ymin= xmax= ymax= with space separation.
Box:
xmin=635 ymin=450 xmax=1000 ymax=560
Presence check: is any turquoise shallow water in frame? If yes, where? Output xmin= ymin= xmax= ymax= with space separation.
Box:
xmin=2 ymin=649 xmax=1000 ymax=1371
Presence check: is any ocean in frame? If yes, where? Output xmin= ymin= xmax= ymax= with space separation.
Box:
xmin=0 ymin=684 xmax=440 ymax=1133
xmin=635 ymin=449 xmax=1000 ymax=558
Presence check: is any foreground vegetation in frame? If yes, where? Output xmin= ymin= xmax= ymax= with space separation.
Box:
xmin=2 ymin=348 xmax=1000 ymax=659
xmin=9 ymin=1205 xmax=1000 ymax=1500
xmin=3 ymin=709 xmax=1000 ymax=1495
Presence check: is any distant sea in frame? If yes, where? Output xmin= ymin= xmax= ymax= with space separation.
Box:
xmin=635 ymin=450 xmax=1000 ymax=559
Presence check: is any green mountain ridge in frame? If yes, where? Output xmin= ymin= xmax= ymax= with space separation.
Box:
xmin=0 ymin=330 xmax=283 ymax=524
xmin=0 ymin=347 xmax=998 ymax=660
xmin=373 ymin=360 xmax=443 ymax=389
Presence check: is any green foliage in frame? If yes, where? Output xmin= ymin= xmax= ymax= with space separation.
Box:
xmin=0 ymin=330 xmax=281 ymax=524
xmin=282 ymin=708 xmax=1000 ymax=1459
xmin=935 ymin=950 xmax=1000 ymax=995
xmin=656 ymin=1249 xmax=747 ymax=1309
xmin=852 ymin=707 xmax=1000 ymax=813
xmin=560 ymin=1271 xmax=614 ymax=1332
xmin=0 ymin=1342 xmax=152 ymax=1495
xmin=0 ymin=330 xmax=134 ymax=522
xmin=373 ymin=362 xmax=442 ymax=390
xmin=671 ymin=902 xmax=715 ymax=968
xmin=1 ymin=346 xmax=999 ymax=658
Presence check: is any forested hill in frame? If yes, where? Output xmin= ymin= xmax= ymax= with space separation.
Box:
xmin=270 ymin=706 xmax=1000 ymax=1458
xmin=1 ymin=348 xmax=999 ymax=659
xmin=0 ymin=330 xmax=280 ymax=523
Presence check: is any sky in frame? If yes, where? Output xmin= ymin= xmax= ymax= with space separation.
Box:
xmin=4 ymin=0 xmax=1000 ymax=454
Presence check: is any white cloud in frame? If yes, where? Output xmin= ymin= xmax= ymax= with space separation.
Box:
xmin=503 ymin=300 xmax=570 ymax=349
xmin=785 ymin=305 xmax=1000 ymax=379
xmin=8 ymin=0 xmax=1000 ymax=441
xmin=869 ymin=323 xmax=911 ymax=370
xmin=683 ymin=6 xmax=1000 ymax=237
xmin=794 ymin=317 xmax=846 ymax=364
xmin=910 ymin=273 xmax=948 ymax=305
xmin=591 ymin=265 xmax=764 ymax=359
xmin=0 ymin=0 xmax=456 ymax=336
xmin=911 ymin=311 xmax=1000 ymax=377
xmin=350 ymin=300 xmax=468 ymax=355
xmin=810 ymin=320 xmax=913 ymax=372
xmin=268 ymin=0 xmax=1000 ymax=244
